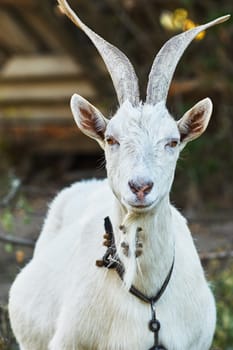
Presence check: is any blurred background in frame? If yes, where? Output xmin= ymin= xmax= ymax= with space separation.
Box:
xmin=0 ymin=0 xmax=232 ymax=349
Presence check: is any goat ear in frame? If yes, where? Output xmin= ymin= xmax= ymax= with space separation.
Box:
xmin=177 ymin=98 xmax=213 ymax=144
xmin=70 ymin=94 xmax=108 ymax=149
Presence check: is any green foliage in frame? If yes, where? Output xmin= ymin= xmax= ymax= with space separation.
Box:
xmin=4 ymin=244 xmax=13 ymax=254
xmin=0 ymin=195 xmax=32 ymax=233
xmin=16 ymin=196 xmax=33 ymax=225
xmin=179 ymin=0 xmax=194 ymax=6
xmin=213 ymin=261 xmax=233 ymax=349
xmin=0 ymin=306 xmax=18 ymax=350
xmin=1 ymin=210 xmax=14 ymax=233
xmin=0 ymin=193 xmax=33 ymax=255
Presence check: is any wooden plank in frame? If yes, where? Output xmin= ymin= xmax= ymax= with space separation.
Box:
xmin=0 ymin=0 xmax=34 ymax=5
xmin=0 ymin=101 xmax=108 ymax=123
xmin=0 ymin=9 xmax=38 ymax=53
xmin=169 ymin=79 xmax=200 ymax=97
xmin=19 ymin=11 xmax=64 ymax=52
xmin=37 ymin=0 xmax=106 ymax=99
xmin=35 ymin=135 xmax=100 ymax=154
xmin=0 ymin=78 xmax=201 ymax=106
xmin=0 ymin=80 xmax=96 ymax=104
xmin=0 ymin=105 xmax=71 ymax=121
xmin=0 ymin=0 xmax=34 ymax=6
xmin=1 ymin=55 xmax=82 ymax=80
xmin=0 ymin=122 xmax=100 ymax=154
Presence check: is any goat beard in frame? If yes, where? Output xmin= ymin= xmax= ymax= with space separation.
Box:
xmin=118 ymin=213 xmax=144 ymax=290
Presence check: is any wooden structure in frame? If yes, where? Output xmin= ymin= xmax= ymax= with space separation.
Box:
xmin=0 ymin=0 xmax=113 ymax=154
xmin=0 ymin=0 xmax=228 ymax=154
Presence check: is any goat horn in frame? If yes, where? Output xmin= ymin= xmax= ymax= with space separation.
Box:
xmin=57 ymin=0 xmax=140 ymax=106
xmin=146 ymin=15 xmax=230 ymax=105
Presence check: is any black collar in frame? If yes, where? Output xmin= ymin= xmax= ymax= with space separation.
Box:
xmin=129 ymin=258 xmax=174 ymax=305
xmin=96 ymin=217 xmax=174 ymax=350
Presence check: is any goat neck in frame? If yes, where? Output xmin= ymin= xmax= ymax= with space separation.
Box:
xmin=113 ymin=195 xmax=174 ymax=296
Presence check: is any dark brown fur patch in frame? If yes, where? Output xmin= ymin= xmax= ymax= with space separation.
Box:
xmin=80 ymin=107 xmax=105 ymax=139
xmin=180 ymin=109 xmax=204 ymax=141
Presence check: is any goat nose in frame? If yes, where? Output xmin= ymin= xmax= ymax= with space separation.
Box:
xmin=128 ymin=180 xmax=154 ymax=200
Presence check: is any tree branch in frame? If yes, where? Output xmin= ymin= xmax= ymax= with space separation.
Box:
xmin=0 ymin=177 xmax=21 ymax=208
xmin=200 ymin=250 xmax=233 ymax=262
xmin=0 ymin=231 xmax=35 ymax=247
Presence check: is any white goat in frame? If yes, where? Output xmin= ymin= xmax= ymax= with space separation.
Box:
xmin=8 ymin=1 xmax=230 ymax=349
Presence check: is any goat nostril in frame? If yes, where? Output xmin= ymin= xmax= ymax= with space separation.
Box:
xmin=128 ymin=180 xmax=154 ymax=196
xmin=128 ymin=180 xmax=138 ymax=194
xmin=142 ymin=182 xmax=154 ymax=194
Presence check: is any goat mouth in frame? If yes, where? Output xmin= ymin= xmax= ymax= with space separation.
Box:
xmin=132 ymin=203 xmax=152 ymax=208
xmin=126 ymin=200 xmax=156 ymax=212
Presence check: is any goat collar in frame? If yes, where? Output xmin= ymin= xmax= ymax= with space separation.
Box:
xmin=96 ymin=216 xmax=175 ymax=350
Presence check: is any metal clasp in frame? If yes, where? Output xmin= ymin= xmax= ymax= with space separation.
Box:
xmin=148 ymin=302 xmax=167 ymax=350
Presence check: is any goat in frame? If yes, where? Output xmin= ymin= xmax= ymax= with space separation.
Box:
xmin=8 ymin=1 xmax=230 ymax=349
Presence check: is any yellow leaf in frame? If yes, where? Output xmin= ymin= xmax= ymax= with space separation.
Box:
xmin=183 ymin=19 xmax=206 ymax=40
xmin=183 ymin=19 xmax=196 ymax=31
xmin=160 ymin=11 xmax=175 ymax=31
xmin=173 ymin=8 xmax=188 ymax=30
xmin=16 ymin=250 xmax=25 ymax=264
xmin=195 ymin=30 xmax=206 ymax=40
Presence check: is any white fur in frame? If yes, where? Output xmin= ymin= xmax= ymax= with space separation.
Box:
xmin=9 ymin=99 xmax=216 ymax=350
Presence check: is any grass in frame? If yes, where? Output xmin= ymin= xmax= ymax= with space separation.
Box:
xmin=212 ymin=260 xmax=233 ymax=350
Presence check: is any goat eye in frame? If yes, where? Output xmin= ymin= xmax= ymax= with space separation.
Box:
xmin=106 ymin=136 xmax=119 ymax=146
xmin=166 ymin=139 xmax=179 ymax=148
